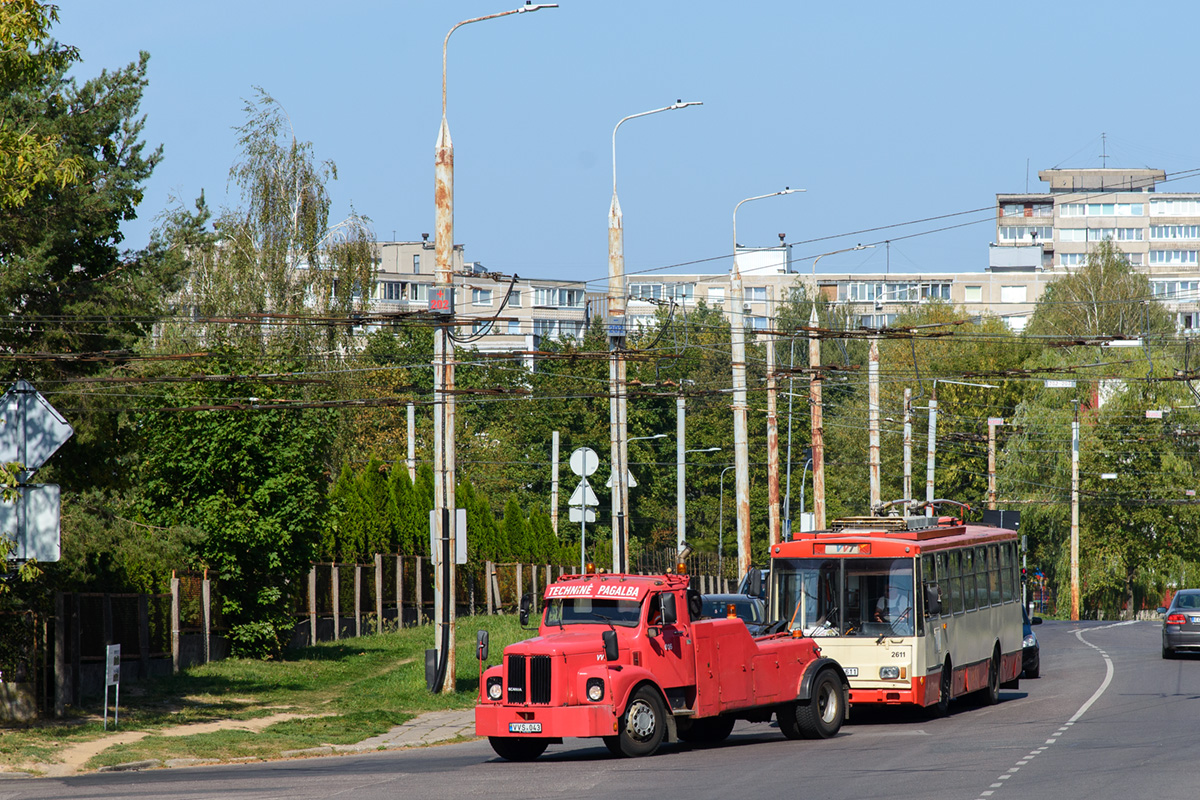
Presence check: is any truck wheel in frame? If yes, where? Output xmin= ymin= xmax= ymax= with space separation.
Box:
xmin=794 ymin=669 xmax=844 ymax=739
xmin=488 ymin=736 xmax=548 ymax=762
xmin=776 ymin=702 xmax=802 ymax=740
xmin=614 ymin=686 xmax=667 ymax=757
xmin=677 ymin=715 xmax=735 ymax=744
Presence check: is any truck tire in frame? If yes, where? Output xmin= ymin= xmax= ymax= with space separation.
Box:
xmin=488 ymin=736 xmax=548 ymax=761
xmin=677 ymin=715 xmax=736 ymax=744
xmin=776 ymin=702 xmax=803 ymax=740
xmin=613 ymin=686 xmax=667 ymax=757
xmin=793 ymin=669 xmax=844 ymax=739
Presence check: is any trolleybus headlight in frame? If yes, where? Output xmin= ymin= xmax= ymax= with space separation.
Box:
xmin=586 ymin=678 xmax=605 ymax=702
xmin=487 ymin=676 xmax=503 ymax=700
xmin=879 ymin=666 xmax=901 ymax=680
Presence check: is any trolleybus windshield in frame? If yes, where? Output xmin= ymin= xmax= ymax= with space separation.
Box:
xmin=775 ymin=557 xmax=916 ymax=637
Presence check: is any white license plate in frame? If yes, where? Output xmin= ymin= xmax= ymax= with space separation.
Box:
xmin=1190 ymin=616 xmax=1200 ymax=624
xmin=843 ymin=667 xmax=858 ymax=677
xmin=509 ymin=722 xmax=542 ymax=734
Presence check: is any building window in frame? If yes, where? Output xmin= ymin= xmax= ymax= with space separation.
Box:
xmin=1127 ymin=252 xmax=1143 ymax=265
xmin=629 ymin=283 xmax=663 ymax=301
xmin=964 ymin=286 xmax=982 ymax=303
xmin=472 ymin=320 xmax=493 ymax=335
xmin=999 ymin=225 xmax=1052 ymax=242
xmin=411 ymin=283 xmax=430 ymax=301
xmin=1002 ymin=315 xmax=1028 ymax=332
xmin=1062 ymin=202 xmax=1143 ymax=217
xmin=1152 ymin=279 xmax=1200 ymax=299
xmin=1151 ymin=225 xmax=1200 ymax=241
xmin=667 ymin=283 xmax=694 ymax=301
xmin=920 ymin=283 xmax=951 ymax=301
xmin=507 ymin=319 xmax=521 ymax=335
xmin=380 ymin=281 xmax=404 ymax=301
xmin=506 ymin=289 xmax=522 ymax=307
xmin=1059 ymin=228 xmax=1086 ymax=243
xmin=560 ymin=289 xmax=585 ymax=308
xmin=1116 ymin=228 xmax=1144 ymax=241
xmin=472 ymin=288 xmax=492 ymax=306
xmin=748 ymin=316 xmax=768 ymax=330
xmin=1060 ymin=253 xmax=1087 ymax=267
xmin=708 ymin=287 xmax=725 ymax=305
xmin=1150 ymin=250 xmax=1199 ymax=266
xmin=1152 ymin=198 xmax=1200 ymax=216
xmin=412 ymin=254 xmax=421 ymax=274
xmin=746 ymin=286 xmax=768 ymax=302
xmin=1000 ymin=285 xmax=1027 ymax=303
xmin=534 ymin=287 xmax=557 ymax=306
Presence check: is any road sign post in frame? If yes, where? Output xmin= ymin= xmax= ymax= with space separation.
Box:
xmin=569 ymin=448 xmax=599 ymax=571
xmin=104 ymin=644 xmax=121 ymax=730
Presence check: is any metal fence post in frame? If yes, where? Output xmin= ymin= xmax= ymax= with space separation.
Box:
xmin=171 ymin=576 xmax=180 ymax=673
xmin=308 ymin=566 xmax=317 ymax=646
xmin=415 ymin=556 xmax=424 ymax=626
xmin=395 ymin=555 xmax=404 ymax=628
xmin=354 ymin=563 xmax=362 ymax=639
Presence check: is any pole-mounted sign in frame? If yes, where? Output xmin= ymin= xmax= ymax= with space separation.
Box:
xmin=0 ymin=381 xmax=73 ymax=562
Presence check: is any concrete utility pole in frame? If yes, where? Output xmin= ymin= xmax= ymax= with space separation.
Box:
xmin=608 ymin=100 xmax=700 ymax=572
xmin=902 ymin=388 xmax=912 ymax=504
xmin=731 ymin=189 xmax=797 ymax=576
xmin=808 ymin=304 xmax=826 ymax=530
xmin=406 ymin=402 xmax=416 ymax=483
xmin=925 ymin=386 xmax=938 ymax=516
xmin=676 ymin=395 xmax=685 ymax=551
xmin=987 ymin=419 xmax=998 ymax=511
xmin=550 ymin=430 xmax=560 ymax=534
xmin=766 ymin=286 xmax=781 ymax=545
xmin=1071 ymin=402 xmax=1080 ymax=621
xmin=867 ymin=334 xmax=881 ymax=513
xmin=431 ymin=2 xmax=556 ymax=694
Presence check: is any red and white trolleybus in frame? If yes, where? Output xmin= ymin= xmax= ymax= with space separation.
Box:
xmin=768 ymin=513 xmax=1022 ymax=715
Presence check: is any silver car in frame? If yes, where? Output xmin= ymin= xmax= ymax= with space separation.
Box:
xmin=1159 ymin=589 xmax=1200 ymax=659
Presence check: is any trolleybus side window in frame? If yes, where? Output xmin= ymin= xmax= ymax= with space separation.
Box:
xmin=976 ymin=546 xmax=990 ymax=608
xmin=948 ymin=551 xmax=963 ymax=614
xmin=962 ymin=548 xmax=977 ymax=612
xmin=988 ymin=544 xmax=1002 ymax=605
xmin=1002 ymin=542 xmax=1016 ymax=602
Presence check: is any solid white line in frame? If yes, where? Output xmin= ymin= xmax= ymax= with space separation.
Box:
xmin=1069 ymin=628 xmax=1116 ymax=723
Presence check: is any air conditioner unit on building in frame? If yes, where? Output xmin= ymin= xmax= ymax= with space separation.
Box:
xmin=743 ymin=302 xmax=753 ymax=311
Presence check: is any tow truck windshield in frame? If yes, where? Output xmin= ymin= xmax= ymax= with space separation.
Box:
xmin=774 ymin=557 xmax=916 ymax=637
xmin=545 ymin=597 xmax=641 ymax=627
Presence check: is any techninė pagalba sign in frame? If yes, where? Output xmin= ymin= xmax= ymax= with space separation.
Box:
xmin=543 ymin=582 xmax=648 ymax=601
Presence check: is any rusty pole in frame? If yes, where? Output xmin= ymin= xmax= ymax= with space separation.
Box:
xmin=730 ymin=264 xmax=751 ymax=579
xmin=808 ymin=304 xmax=826 ymax=530
xmin=925 ymin=385 xmax=938 ymax=517
xmin=868 ymin=334 xmax=881 ymax=513
xmin=766 ymin=285 xmax=781 ymax=545
xmin=1071 ymin=403 xmax=1080 ymax=621
xmin=607 ymin=100 xmax=701 ymax=572
xmin=432 ymin=2 xmax=557 ymax=694
xmin=731 ymin=190 xmax=798 ymax=577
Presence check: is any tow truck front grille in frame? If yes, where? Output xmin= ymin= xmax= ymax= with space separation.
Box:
xmin=506 ymin=654 xmax=552 ymax=704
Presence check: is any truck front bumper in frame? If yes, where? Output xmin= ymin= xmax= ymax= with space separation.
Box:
xmin=475 ymin=703 xmax=618 ymax=739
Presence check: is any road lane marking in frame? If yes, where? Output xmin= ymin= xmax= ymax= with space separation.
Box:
xmin=973 ymin=625 xmax=1117 ymax=800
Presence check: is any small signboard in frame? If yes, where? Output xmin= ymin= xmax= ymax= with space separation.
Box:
xmin=1044 ymin=379 xmax=1076 ymax=389
xmin=987 ymin=417 xmax=1004 ymax=426
xmin=568 ymin=507 xmax=596 ymax=523
xmin=429 ymin=508 xmax=467 ymax=565
xmin=428 ymin=286 xmax=454 ymax=314
xmin=104 ymin=644 xmax=120 ymax=730
xmin=1146 ymin=409 xmax=1164 ymax=419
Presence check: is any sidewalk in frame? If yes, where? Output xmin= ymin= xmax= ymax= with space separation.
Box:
xmin=280 ymin=709 xmax=478 ymax=758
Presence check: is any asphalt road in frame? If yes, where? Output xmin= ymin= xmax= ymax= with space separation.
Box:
xmin=4 ymin=619 xmax=1197 ymax=800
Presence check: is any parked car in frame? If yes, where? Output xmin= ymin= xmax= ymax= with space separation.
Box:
xmin=1159 ymin=588 xmax=1200 ymax=659
xmin=700 ymin=593 xmax=768 ymax=636
xmin=1022 ymin=606 xmax=1042 ymax=678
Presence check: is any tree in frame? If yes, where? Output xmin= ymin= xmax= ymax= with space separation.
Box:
xmin=157 ymin=90 xmax=377 ymax=356
xmin=1027 ymin=240 xmax=1172 ymax=339
xmin=0 ymin=0 xmax=83 ymax=208
xmin=138 ymin=355 xmax=334 ymax=657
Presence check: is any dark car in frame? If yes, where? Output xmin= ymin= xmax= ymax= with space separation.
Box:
xmin=1159 ymin=589 xmax=1200 ymax=659
xmin=1022 ymin=606 xmax=1042 ymax=678
xmin=701 ymin=593 xmax=768 ymax=635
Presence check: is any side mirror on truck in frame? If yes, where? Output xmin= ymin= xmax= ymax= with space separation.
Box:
xmin=602 ymin=629 xmax=618 ymax=661
xmin=519 ymin=593 xmax=532 ymax=627
xmin=661 ymin=593 xmax=677 ymax=625
xmin=748 ymin=569 xmax=763 ymax=598
xmin=924 ymin=583 xmax=942 ymax=616
xmin=476 ymin=629 xmax=489 ymax=662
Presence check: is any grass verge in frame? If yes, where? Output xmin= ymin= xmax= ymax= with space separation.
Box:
xmin=0 ymin=613 xmax=529 ymax=773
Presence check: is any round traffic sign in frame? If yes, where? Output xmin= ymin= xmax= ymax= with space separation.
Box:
xmin=569 ymin=447 xmax=599 ymax=477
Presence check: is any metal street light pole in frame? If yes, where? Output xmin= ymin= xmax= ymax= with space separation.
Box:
xmin=609 ymin=100 xmax=701 ymax=574
xmin=718 ymin=465 xmax=736 ymax=582
xmin=731 ymin=188 xmax=799 ymax=580
xmin=679 ymin=446 xmax=720 ymax=551
xmin=431 ymin=1 xmax=555 ymax=695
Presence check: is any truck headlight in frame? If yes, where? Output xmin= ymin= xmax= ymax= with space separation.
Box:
xmin=879 ymin=666 xmax=900 ymax=680
xmin=586 ymin=678 xmax=605 ymax=702
xmin=487 ymin=676 xmax=503 ymax=700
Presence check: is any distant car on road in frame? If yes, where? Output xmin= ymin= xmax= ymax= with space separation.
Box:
xmin=1022 ymin=606 xmax=1042 ymax=678
xmin=701 ymin=593 xmax=768 ymax=636
xmin=1159 ymin=589 xmax=1200 ymax=659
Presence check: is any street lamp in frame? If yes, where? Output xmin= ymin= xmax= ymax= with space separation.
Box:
xmin=809 ymin=243 xmax=875 ymax=276
xmin=608 ymin=100 xmax=702 ymax=575
xmin=731 ymin=188 xmax=801 ymax=580
xmin=429 ymin=1 xmax=556 ymax=696
xmin=718 ymin=465 xmax=736 ymax=582
xmin=679 ymin=447 xmax=721 ymax=550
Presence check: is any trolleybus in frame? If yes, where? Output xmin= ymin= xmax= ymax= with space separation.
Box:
xmin=768 ymin=512 xmax=1022 ymax=715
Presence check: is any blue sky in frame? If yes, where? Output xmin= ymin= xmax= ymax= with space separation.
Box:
xmin=56 ymin=1 xmax=1200 ymax=288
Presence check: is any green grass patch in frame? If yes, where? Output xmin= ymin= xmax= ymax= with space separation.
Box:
xmin=0 ymin=614 xmax=531 ymax=772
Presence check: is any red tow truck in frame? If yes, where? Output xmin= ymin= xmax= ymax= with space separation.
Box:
xmin=474 ymin=570 xmax=849 ymax=760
